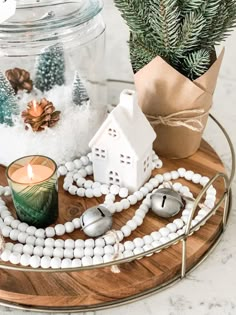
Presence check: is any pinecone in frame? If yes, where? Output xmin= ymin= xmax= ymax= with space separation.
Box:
xmin=5 ymin=68 xmax=33 ymax=94
xmin=22 ymin=98 xmax=61 ymax=132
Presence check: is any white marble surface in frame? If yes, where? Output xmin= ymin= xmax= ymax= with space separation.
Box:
xmin=1 ymin=1 xmax=236 ymax=314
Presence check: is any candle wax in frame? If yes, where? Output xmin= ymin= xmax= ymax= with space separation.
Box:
xmin=11 ymin=165 xmax=53 ymax=184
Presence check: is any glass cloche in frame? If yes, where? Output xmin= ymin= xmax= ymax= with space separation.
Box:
xmin=0 ymin=0 xmax=107 ymax=166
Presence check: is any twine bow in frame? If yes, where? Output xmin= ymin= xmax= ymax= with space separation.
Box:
xmin=104 ymin=230 xmax=122 ymax=274
xmin=146 ymin=109 xmax=208 ymax=132
xmin=0 ymin=233 xmax=5 ymax=254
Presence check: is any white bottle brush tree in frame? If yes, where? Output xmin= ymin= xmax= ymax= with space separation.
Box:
xmin=35 ymin=43 xmax=65 ymax=92
xmin=0 ymin=71 xmax=19 ymax=126
xmin=72 ymin=71 xmax=90 ymax=106
xmin=114 ymin=0 xmax=236 ymax=80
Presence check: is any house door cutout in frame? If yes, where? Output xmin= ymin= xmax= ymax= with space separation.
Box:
xmin=108 ymin=171 xmax=120 ymax=185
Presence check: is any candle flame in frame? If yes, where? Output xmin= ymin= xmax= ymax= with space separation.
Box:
xmin=33 ymin=100 xmax=37 ymax=111
xmin=27 ymin=164 xmax=34 ymax=180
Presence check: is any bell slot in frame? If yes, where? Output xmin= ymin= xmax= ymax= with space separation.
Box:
xmin=162 ymin=195 xmax=167 ymax=208
xmin=81 ymin=215 xmax=85 ymax=227
xmin=97 ymin=207 xmax=105 ymax=217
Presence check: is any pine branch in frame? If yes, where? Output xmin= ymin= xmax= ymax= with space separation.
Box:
xmin=179 ymin=0 xmax=204 ymax=15
xmin=182 ymin=49 xmax=211 ymax=80
xmin=149 ymin=0 xmax=180 ymax=58
xmin=114 ymin=0 xmax=236 ymax=80
xmin=130 ymin=35 xmax=158 ymax=72
xmin=177 ymin=11 xmax=205 ymax=54
xmin=114 ymin=0 xmax=150 ymax=34
xmin=199 ymin=0 xmax=236 ymax=46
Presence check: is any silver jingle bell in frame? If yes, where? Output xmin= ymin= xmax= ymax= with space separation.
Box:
xmin=80 ymin=205 xmax=113 ymax=238
xmin=151 ymin=188 xmax=184 ymax=218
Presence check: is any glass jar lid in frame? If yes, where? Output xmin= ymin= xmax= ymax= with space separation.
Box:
xmin=0 ymin=0 xmax=104 ymax=54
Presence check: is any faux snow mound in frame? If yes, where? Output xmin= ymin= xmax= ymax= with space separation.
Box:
xmin=0 ymin=86 xmax=106 ymax=166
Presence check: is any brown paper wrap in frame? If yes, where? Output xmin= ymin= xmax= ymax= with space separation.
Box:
xmin=134 ymin=49 xmax=225 ymax=159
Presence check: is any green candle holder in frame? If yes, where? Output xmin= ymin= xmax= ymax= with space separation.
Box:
xmin=6 ymin=155 xmax=58 ymax=228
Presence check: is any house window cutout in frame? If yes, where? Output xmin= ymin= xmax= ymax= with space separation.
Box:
xmin=143 ymin=156 xmax=150 ymax=172
xmin=108 ymin=128 xmax=117 ymax=138
xmin=120 ymin=154 xmax=131 ymax=165
xmin=94 ymin=148 xmax=106 ymax=159
xmin=109 ymin=171 xmax=120 ymax=185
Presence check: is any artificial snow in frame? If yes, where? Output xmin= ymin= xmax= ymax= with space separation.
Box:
xmin=0 ymin=85 xmax=107 ymax=166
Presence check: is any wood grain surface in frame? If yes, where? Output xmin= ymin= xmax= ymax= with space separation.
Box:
xmin=0 ymin=140 xmax=226 ymax=309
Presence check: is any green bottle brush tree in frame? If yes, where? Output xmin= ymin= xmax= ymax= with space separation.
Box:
xmin=114 ymin=0 xmax=236 ymax=80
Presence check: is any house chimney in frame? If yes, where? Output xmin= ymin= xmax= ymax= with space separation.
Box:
xmin=119 ymin=89 xmax=137 ymax=118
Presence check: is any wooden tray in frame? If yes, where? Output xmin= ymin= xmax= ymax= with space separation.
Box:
xmin=0 ymin=139 xmax=231 ymax=312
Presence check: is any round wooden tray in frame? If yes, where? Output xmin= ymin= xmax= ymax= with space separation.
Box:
xmin=0 ymin=135 xmax=233 ymax=312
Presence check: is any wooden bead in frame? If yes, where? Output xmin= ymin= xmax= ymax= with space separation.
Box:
xmin=61 ymin=258 xmax=72 ymax=269
xmin=1 ymin=226 xmax=11 ymax=237
xmin=133 ymin=237 xmax=144 ymax=248
xmin=178 ymin=168 xmax=186 ymax=177
xmin=73 ymin=159 xmax=82 ymax=169
xmin=124 ymin=241 xmax=135 ymax=251
xmin=65 ymin=162 xmax=75 ymax=172
xmin=26 ymin=226 xmax=37 ymax=236
xmin=93 ymin=256 xmax=103 ymax=265
xmin=74 ymin=248 xmax=84 ymax=259
xmin=68 ymin=185 xmax=77 ymax=195
xmin=23 ymin=244 xmax=34 ymax=255
xmin=43 ymin=247 xmax=53 ymax=257
xmin=26 ymin=236 xmax=36 ymax=245
xmin=55 ymin=224 xmax=66 ymax=236
xmin=20 ymin=253 xmax=31 ymax=267
xmin=50 ymin=257 xmax=62 ymax=269
xmin=10 ymin=219 xmax=20 ymax=229
xmin=65 ymin=239 xmax=75 ymax=249
xmin=184 ymin=170 xmax=194 ymax=181
xmin=143 ymin=235 xmax=153 ymax=245
xmin=10 ymin=229 xmax=20 ymax=241
xmin=44 ymin=238 xmax=54 ymax=248
xmin=9 ymin=252 xmax=21 ymax=265
xmin=53 ymin=248 xmax=64 ymax=259
xmin=13 ymin=244 xmax=23 ymax=254
xmin=119 ymin=187 xmax=128 ymax=198
xmin=81 ymin=256 xmax=93 ymax=266
xmin=41 ymin=256 xmax=51 ymax=269
xmin=45 ymin=227 xmax=55 ymax=238
xmin=71 ymin=259 xmax=81 ymax=267
xmin=150 ymin=231 xmax=161 ymax=241
xmin=55 ymin=239 xmax=64 ymax=248
xmin=1 ymin=249 xmax=11 ymax=261
xmin=64 ymin=222 xmax=75 ymax=234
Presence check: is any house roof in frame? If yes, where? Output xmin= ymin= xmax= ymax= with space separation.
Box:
xmin=89 ymin=90 xmax=156 ymax=159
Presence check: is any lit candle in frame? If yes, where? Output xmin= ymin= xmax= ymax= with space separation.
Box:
xmin=6 ymin=155 xmax=58 ymax=228
xmin=11 ymin=163 xmax=53 ymax=184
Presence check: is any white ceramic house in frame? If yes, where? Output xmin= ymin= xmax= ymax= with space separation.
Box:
xmin=89 ymin=89 xmax=156 ymax=193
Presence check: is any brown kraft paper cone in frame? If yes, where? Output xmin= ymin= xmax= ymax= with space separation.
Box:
xmin=134 ymin=49 xmax=225 ymax=159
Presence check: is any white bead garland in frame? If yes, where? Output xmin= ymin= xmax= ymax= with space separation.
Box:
xmin=0 ymin=152 xmax=217 ymax=269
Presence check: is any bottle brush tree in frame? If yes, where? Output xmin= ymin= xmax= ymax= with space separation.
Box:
xmin=35 ymin=43 xmax=65 ymax=92
xmin=0 ymin=71 xmax=19 ymax=126
xmin=72 ymin=71 xmax=89 ymax=106
xmin=114 ymin=0 xmax=236 ymax=80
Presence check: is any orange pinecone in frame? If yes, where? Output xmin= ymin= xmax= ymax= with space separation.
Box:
xmin=5 ymin=68 xmax=33 ymax=94
xmin=22 ymin=98 xmax=61 ymax=132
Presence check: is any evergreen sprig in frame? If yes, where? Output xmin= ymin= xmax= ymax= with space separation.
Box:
xmin=149 ymin=0 xmax=180 ymax=59
xmin=114 ymin=0 xmax=236 ymax=80
xmin=183 ymin=49 xmax=211 ymax=79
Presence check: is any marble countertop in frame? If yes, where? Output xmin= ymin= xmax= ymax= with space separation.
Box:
xmin=1 ymin=1 xmax=236 ymax=314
